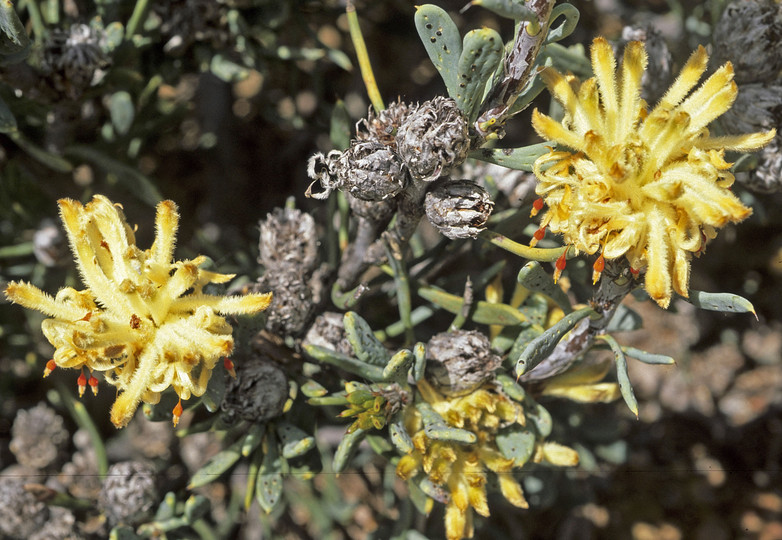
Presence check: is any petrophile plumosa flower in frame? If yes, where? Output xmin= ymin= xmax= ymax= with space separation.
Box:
xmin=530 ymin=37 xmax=775 ymax=308
xmin=4 ymin=195 xmax=272 ymax=428
xmin=396 ymin=380 xmax=578 ymax=540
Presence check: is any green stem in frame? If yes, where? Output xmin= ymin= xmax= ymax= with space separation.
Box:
xmin=55 ymin=382 xmax=108 ymax=477
xmin=125 ymin=0 xmax=151 ymax=39
xmin=479 ymin=230 xmax=572 ymax=262
xmin=346 ymin=0 xmax=384 ymax=112
xmin=384 ymin=235 xmax=414 ymax=345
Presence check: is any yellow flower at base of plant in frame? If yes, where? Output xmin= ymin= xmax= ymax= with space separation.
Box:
xmin=396 ymin=379 xmax=578 ymax=540
xmin=531 ymin=37 xmax=775 ymax=308
xmin=5 ymin=195 xmax=272 ymax=428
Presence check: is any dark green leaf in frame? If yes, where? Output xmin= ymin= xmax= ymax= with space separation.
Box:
xmin=256 ymin=432 xmax=283 ymax=514
xmin=0 ymin=92 xmax=16 ymax=133
xmin=109 ymin=91 xmax=135 ymax=136
xmin=277 ymin=421 xmax=315 ymax=459
xmin=496 ymin=425 xmax=537 ymax=466
xmin=517 ymin=261 xmax=572 ymax=313
xmin=419 ymin=285 xmax=529 ymax=326
xmin=515 ymin=307 xmax=594 ymax=377
xmin=468 ymin=142 xmax=550 ymax=172
xmin=599 ymin=334 xmax=638 ymax=418
xmin=303 ymin=344 xmax=386 ymax=382
xmin=0 ymin=0 xmax=30 ymax=58
xmin=414 ymin=4 xmax=462 ymax=97
xmin=188 ymin=438 xmax=243 ymax=489
xmin=183 ymin=495 xmax=210 ymax=523
xmin=456 ymin=28 xmax=503 ymax=121
xmin=622 ymin=346 xmax=675 ymax=365
xmin=333 ymin=427 xmax=366 ymax=473
xmin=418 ymin=402 xmax=476 ymax=444
xmin=684 ymin=290 xmax=756 ymax=316
xmin=344 ymin=311 xmax=391 ymax=366
xmin=382 ymin=349 xmax=414 ymax=384
xmin=605 ymin=304 xmax=642 ymax=332
xmin=525 ymin=397 xmax=552 ymax=438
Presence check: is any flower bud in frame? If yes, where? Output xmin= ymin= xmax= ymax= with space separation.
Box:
xmin=424 ymin=180 xmax=494 ymax=239
xmin=98 ymin=461 xmax=158 ymax=527
xmin=259 ymin=207 xmax=319 ymax=273
xmin=306 ymin=142 xmax=408 ymax=201
xmin=221 ymin=356 xmax=289 ymax=423
xmin=356 ymin=100 xmax=416 ymax=146
xmin=425 ymin=330 xmax=502 ymax=396
xmin=347 ymin=192 xmax=397 ymax=221
xmin=396 ymin=96 xmax=470 ymax=181
xmin=712 ymin=0 xmax=782 ymax=84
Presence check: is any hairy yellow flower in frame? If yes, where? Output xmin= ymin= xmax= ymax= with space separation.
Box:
xmin=396 ymin=380 xmax=577 ymax=540
xmin=531 ymin=37 xmax=775 ymax=308
xmin=5 ymin=195 xmax=271 ymax=428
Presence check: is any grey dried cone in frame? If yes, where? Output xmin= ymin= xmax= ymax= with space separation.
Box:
xmin=258 ymin=266 xmax=315 ymax=337
xmin=306 ymin=142 xmax=408 ymax=201
xmin=356 ymin=100 xmax=416 ymax=146
xmin=0 ymin=477 xmax=49 ymax=539
xmin=259 ymin=207 xmax=319 ymax=272
xmin=396 ymin=96 xmax=470 ymax=181
xmin=221 ymin=355 xmax=288 ymax=423
xmin=712 ymin=0 xmax=782 ymax=84
xmin=40 ymin=24 xmax=110 ymax=98
xmin=721 ymin=83 xmax=782 ymax=192
xmin=98 ymin=461 xmax=159 ymax=527
xmin=424 ymin=179 xmax=494 ymax=239
xmin=425 ymin=330 xmax=502 ymax=396
xmin=303 ymin=312 xmax=354 ymax=358
xmin=9 ymin=403 xmax=69 ymax=470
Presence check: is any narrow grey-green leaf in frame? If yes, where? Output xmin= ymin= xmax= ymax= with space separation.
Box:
xmin=389 ymin=419 xmax=414 ymax=454
xmin=200 ymin=359 xmax=227 ymax=412
xmin=241 ymin=423 xmax=266 ymax=457
xmin=519 ymin=293 xmax=549 ymax=326
xmin=468 ymin=0 xmax=537 ymax=22
xmin=622 ymin=346 xmax=675 ymax=365
xmin=599 ymin=334 xmax=638 ymax=418
xmin=525 ymin=398 xmax=552 ymax=438
xmin=210 ymin=54 xmax=249 ymax=82
xmin=496 ymin=426 xmax=537 ymax=466
xmin=418 ymin=402 xmax=476 ymax=444
xmin=419 ymin=285 xmax=529 ymax=326
xmin=256 ymin=433 xmax=283 ymax=514
xmin=605 ymin=304 xmax=642 ymax=332
xmin=456 ymin=27 xmax=503 ymax=121
xmin=303 ymin=344 xmax=386 ymax=382
xmin=507 ymin=323 xmax=542 ymax=367
xmin=109 ymin=91 xmax=135 ymax=136
xmin=183 ymin=495 xmax=210 ymax=523
xmin=0 ymin=0 xmax=30 ymax=56
xmin=10 ymin=132 xmax=72 ymax=172
xmin=515 ymin=307 xmax=594 ymax=377
xmin=301 ymin=379 xmax=329 ymax=398
xmin=333 ymin=427 xmax=366 ymax=473
xmin=495 ymin=373 xmax=526 ymax=401
xmin=545 ymin=3 xmax=580 ymax=44
xmin=277 ymin=421 xmax=315 ymax=459
xmin=412 ymin=342 xmax=426 ymax=382
xmin=344 ymin=311 xmax=391 ymax=366
xmin=468 ymin=142 xmax=550 ymax=171
xmin=0 ymin=93 xmax=16 ymax=133
xmin=414 ymin=4 xmax=462 ymax=97
xmin=684 ymin=290 xmax=756 ymax=316
xmin=382 ymin=349 xmax=414 ymax=384
xmin=517 ymin=261 xmax=572 ymax=313
xmin=188 ymin=438 xmax=243 ymax=489
xmin=418 ymin=477 xmax=451 ymax=504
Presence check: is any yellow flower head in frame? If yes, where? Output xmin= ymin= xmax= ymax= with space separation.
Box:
xmin=5 ymin=195 xmax=271 ymax=428
xmin=396 ymin=380 xmax=577 ymax=540
xmin=531 ymin=37 xmax=775 ymax=308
